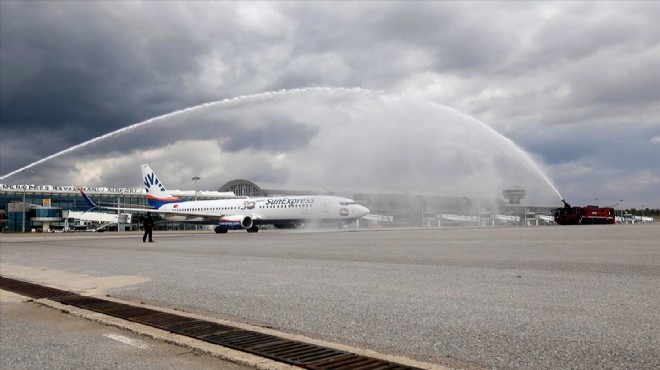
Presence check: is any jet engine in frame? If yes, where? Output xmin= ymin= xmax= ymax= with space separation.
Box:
xmin=215 ymin=215 xmax=254 ymax=232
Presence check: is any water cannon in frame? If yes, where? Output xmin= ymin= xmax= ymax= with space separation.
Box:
xmin=561 ymin=199 xmax=571 ymax=208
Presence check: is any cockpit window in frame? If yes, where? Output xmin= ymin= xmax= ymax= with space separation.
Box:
xmin=340 ymin=201 xmax=356 ymax=206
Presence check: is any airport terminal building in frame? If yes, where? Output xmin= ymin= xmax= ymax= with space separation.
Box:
xmin=0 ymin=184 xmax=235 ymax=233
xmin=1 ymin=180 xmax=558 ymax=233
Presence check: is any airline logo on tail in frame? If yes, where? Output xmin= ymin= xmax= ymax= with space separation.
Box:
xmin=140 ymin=164 xmax=183 ymax=208
xmin=144 ymin=172 xmax=166 ymax=193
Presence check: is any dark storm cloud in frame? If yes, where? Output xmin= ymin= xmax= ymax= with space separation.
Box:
xmin=511 ymin=123 xmax=660 ymax=168
xmin=1 ymin=1 xmax=215 ymax=171
xmin=366 ymin=5 xmax=515 ymax=73
xmin=1 ymin=2 xmax=202 ymax=129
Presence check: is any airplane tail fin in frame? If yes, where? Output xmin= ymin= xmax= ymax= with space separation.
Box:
xmin=79 ymin=188 xmax=98 ymax=213
xmin=141 ymin=164 xmax=183 ymax=208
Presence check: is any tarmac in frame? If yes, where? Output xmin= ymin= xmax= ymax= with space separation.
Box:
xmin=1 ymin=225 xmax=659 ymax=369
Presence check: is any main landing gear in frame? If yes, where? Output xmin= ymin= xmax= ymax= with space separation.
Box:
xmin=214 ymin=226 xmax=259 ymax=233
xmin=247 ymin=225 xmax=259 ymax=233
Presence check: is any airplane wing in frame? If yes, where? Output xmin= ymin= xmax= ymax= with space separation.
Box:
xmin=79 ymin=188 xmax=156 ymax=213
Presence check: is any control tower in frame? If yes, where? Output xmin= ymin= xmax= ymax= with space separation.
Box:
xmin=502 ymin=186 xmax=526 ymax=204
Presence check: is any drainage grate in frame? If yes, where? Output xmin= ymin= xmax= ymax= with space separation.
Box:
xmin=0 ymin=276 xmax=422 ymax=370
xmin=0 ymin=276 xmax=78 ymax=300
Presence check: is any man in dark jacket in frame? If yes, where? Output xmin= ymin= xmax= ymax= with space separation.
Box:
xmin=143 ymin=212 xmax=154 ymax=243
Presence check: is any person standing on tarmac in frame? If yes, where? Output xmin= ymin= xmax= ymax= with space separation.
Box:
xmin=143 ymin=212 xmax=154 ymax=243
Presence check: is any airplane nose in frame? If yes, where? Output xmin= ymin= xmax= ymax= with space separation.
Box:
xmin=358 ymin=205 xmax=370 ymax=216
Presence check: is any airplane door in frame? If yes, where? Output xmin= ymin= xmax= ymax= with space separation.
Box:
xmin=322 ymin=201 xmax=329 ymax=214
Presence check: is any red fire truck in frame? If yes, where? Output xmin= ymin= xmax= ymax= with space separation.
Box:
xmin=554 ymin=205 xmax=616 ymax=225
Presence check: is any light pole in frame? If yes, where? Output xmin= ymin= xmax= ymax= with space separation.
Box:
xmin=192 ymin=176 xmax=201 ymax=201
xmin=192 ymin=176 xmax=201 ymax=231
xmin=21 ymin=169 xmax=33 ymax=233
xmin=117 ymin=193 xmax=124 ymax=232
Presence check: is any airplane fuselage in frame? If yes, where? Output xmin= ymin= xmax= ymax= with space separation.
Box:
xmin=156 ymin=195 xmax=368 ymax=227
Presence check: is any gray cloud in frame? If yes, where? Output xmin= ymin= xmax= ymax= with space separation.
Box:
xmin=1 ymin=1 xmax=658 ymax=207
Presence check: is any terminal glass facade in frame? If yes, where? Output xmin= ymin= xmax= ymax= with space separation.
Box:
xmin=5 ymin=212 xmax=30 ymax=233
xmin=0 ymin=190 xmax=149 ymax=232
xmin=225 ymin=183 xmax=263 ymax=197
xmin=35 ymin=208 xmax=64 ymax=218
xmin=0 ymin=190 xmax=147 ymax=213
xmin=0 ymin=188 xmax=217 ymax=232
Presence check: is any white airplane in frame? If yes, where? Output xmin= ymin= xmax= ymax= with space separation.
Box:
xmin=80 ymin=164 xmax=370 ymax=234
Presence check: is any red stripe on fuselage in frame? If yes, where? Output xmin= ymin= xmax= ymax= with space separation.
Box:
xmin=147 ymin=195 xmax=182 ymax=202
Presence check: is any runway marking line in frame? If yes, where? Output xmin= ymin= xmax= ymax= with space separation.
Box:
xmin=103 ymin=333 xmax=149 ymax=349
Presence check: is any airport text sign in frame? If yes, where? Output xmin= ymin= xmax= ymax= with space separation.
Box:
xmin=0 ymin=184 xmax=143 ymax=194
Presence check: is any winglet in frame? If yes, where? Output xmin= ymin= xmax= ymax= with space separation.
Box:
xmin=79 ymin=188 xmax=98 ymax=213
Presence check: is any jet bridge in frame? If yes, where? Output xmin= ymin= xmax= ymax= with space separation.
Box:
xmin=63 ymin=210 xmax=131 ymax=231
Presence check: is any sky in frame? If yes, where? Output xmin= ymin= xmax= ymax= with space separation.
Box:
xmin=1 ymin=1 xmax=659 ymax=208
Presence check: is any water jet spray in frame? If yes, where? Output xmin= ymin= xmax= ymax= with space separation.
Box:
xmin=2 ymin=87 xmax=564 ymax=207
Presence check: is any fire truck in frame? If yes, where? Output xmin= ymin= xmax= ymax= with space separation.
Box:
xmin=553 ymin=204 xmax=616 ymax=225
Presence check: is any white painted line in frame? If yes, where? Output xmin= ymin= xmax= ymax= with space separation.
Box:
xmin=103 ymin=333 xmax=148 ymax=349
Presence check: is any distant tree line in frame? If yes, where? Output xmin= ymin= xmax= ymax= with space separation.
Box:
xmin=623 ymin=208 xmax=659 ymax=217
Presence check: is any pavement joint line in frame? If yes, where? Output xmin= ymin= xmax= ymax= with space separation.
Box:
xmin=2 ymin=288 xmax=452 ymax=370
